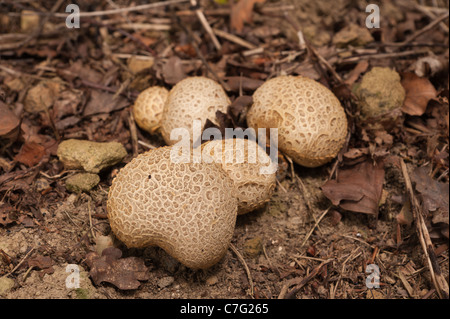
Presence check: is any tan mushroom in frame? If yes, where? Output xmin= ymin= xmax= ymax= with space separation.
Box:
xmin=247 ymin=75 xmax=348 ymax=167
xmin=107 ymin=146 xmax=237 ymax=269
xmin=201 ymin=138 xmax=277 ymax=214
xmin=132 ymin=86 xmax=169 ymax=133
xmin=160 ymin=76 xmax=230 ymax=146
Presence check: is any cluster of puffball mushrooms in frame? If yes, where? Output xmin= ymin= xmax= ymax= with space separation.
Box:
xmin=107 ymin=75 xmax=348 ymax=269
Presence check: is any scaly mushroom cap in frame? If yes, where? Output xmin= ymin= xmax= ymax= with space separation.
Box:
xmin=107 ymin=146 xmax=238 ymax=269
xmin=201 ymin=138 xmax=277 ymax=214
xmin=247 ymin=75 xmax=348 ymax=167
xmin=160 ymin=77 xmax=230 ymax=145
xmin=132 ymin=86 xmax=169 ymax=133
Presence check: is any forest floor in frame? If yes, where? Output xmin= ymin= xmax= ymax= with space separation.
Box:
xmin=0 ymin=0 xmax=448 ymax=299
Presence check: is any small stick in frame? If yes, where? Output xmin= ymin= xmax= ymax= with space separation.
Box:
xmin=190 ymin=0 xmax=222 ymax=51
xmin=284 ymin=259 xmax=332 ymax=299
xmin=43 ymin=0 xmax=190 ymax=18
xmin=229 ymin=243 xmax=254 ymax=298
xmin=128 ymin=109 xmax=139 ymax=157
xmin=4 ymin=246 xmax=36 ymax=278
xmin=300 ymin=207 xmax=331 ymax=249
xmin=138 ymin=140 xmax=157 ymax=149
xmin=212 ymin=28 xmax=256 ymax=50
xmin=400 ymin=159 xmax=449 ymax=299
xmin=340 ymin=49 xmax=429 ymax=64
xmin=401 ymin=11 xmax=449 ymax=45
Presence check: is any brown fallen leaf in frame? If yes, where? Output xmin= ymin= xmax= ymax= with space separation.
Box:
xmin=14 ymin=142 xmax=46 ymax=167
xmin=410 ymin=166 xmax=448 ymax=238
xmin=224 ymin=76 xmax=264 ymax=92
xmin=153 ymin=56 xmax=187 ymax=85
xmin=230 ymin=0 xmax=265 ymax=33
xmin=401 ymin=72 xmax=437 ymax=116
xmin=27 ymin=255 xmax=54 ymax=278
xmin=321 ymin=160 xmax=385 ymax=215
xmin=83 ymin=90 xmax=129 ymax=116
xmin=0 ymin=101 xmax=21 ymax=154
xmin=345 ymin=60 xmax=369 ymax=86
xmin=85 ymin=247 xmax=149 ymax=290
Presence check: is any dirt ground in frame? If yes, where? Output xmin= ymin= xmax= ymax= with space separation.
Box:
xmin=0 ymin=0 xmax=448 ymax=299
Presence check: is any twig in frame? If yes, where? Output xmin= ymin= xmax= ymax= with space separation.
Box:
xmin=128 ymin=109 xmax=139 ymax=157
xmin=229 ymin=243 xmax=254 ymax=298
xmin=300 ymin=207 xmax=331 ymax=249
xmin=36 ymin=0 xmax=190 ymax=18
xmin=284 ymin=259 xmax=333 ymax=299
xmin=177 ymin=20 xmax=231 ymax=91
xmin=339 ymin=49 xmax=429 ymax=64
xmin=138 ymin=140 xmax=157 ymax=149
xmin=212 ymin=28 xmax=256 ymax=50
xmin=190 ymin=0 xmax=222 ymax=51
xmin=401 ymin=11 xmax=449 ymax=45
xmin=4 ymin=246 xmax=36 ymax=278
xmin=400 ymin=159 xmax=449 ymax=299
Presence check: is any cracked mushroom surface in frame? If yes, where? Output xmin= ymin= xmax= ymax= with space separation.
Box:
xmin=160 ymin=76 xmax=230 ymax=145
xmin=201 ymin=138 xmax=277 ymax=214
xmin=247 ymin=75 xmax=348 ymax=167
xmin=132 ymin=86 xmax=169 ymax=134
xmin=107 ymin=146 xmax=237 ymax=269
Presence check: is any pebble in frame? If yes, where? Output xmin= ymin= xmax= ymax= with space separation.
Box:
xmin=157 ymin=276 xmax=174 ymax=289
xmin=57 ymin=139 xmax=127 ymax=173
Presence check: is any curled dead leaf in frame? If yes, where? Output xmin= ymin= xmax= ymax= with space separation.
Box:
xmin=401 ymin=72 xmax=437 ymax=116
xmin=321 ymin=160 xmax=385 ymax=215
xmin=85 ymin=247 xmax=149 ymax=290
xmin=230 ymin=0 xmax=265 ymax=33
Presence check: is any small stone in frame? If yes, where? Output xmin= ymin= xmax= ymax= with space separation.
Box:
xmin=65 ymin=173 xmax=100 ymax=193
xmin=157 ymin=276 xmax=174 ymax=289
xmin=21 ymin=10 xmax=39 ymax=32
xmin=243 ymin=237 xmax=263 ymax=258
xmin=57 ymin=139 xmax=127 ymax=173
xmin=127 ymin=56 xmax=154 ymax=74
xmin=24 ymin=79 xmax=63 ymax=113
xmin=333 ymin=23 xmax=374 ymax=48
xmin=355 ymin=67 xmax=405 ymax=119
xmin=206 ymin=275 xmax=219 ymax=286
xmin=0 ymin=276 xmax=15 ymax=296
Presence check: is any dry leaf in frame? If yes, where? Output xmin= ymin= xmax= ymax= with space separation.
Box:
xmin=321 ymin=160 xmax=385 ymax=215
xmin=14 ymin=142 xmax=46 ymax=167
xmin=401 ymin=72 xmax=437 ymax=116
xmin=85 ymin=247 xmax=149 ymax=290
xmin=0 ymin=101 xmax=21 ymax=154
xmin=230 ymin=0 xmax=265 ymax=33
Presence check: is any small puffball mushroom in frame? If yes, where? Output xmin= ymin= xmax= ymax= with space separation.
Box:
xmin=107 ymin=146 xmax=238 ymax=269
xmin=247 ymin=75 xmax=348 ymax=167
xmin=132 ymin=86 xmax=169 ymax=133
xmin=201 ymin=138 xmax=277 ymax=214
xmin=160 ymin=76 xmax=230 ymax=145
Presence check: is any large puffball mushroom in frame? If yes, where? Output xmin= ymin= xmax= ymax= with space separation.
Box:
xmin=132 ymin=86 xmax=169 ymax=133
xmin=160 ymin=77 xmax=230 ymax=146
xmin=201 ymin=138 xmax=277 ymax=214
xmin=247 ymin=75 xmax=348 ymax=168
xmin=107 ymin=146 xmax=238 ymax=269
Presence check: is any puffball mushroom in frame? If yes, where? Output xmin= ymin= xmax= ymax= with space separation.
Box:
xmin=201 ymin=138 xmax=277 ymax=214
xmin=107 ymin=146 xmax=238 ymax=269
xmin=160 ymin=76 xmax=231 ymax=145
xmin=132 ymin=86 xmax=169 ymax=133
xmin=247 ymin=75 xmax=348 ymax=167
